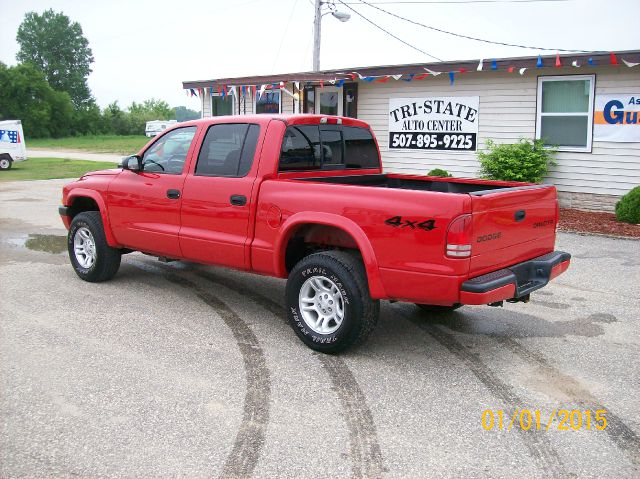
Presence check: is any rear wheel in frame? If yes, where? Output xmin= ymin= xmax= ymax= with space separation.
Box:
xmin=68 ymin=211 xmax=121 ymax=282
xmin=0 ymin=156 xmax=12 ymax=170
xmin=286 ymin=250 xmax=379 ymax=353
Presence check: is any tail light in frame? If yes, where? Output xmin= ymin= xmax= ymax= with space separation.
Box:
xmin=446 ymin=214 xmax=472 ymax=258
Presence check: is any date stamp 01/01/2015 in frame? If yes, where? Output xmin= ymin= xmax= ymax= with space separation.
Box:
xmin=481 ymin=409 xmax=607 ymax=432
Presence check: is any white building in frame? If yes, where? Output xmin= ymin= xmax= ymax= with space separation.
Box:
xmin=183 ymin=50 xmax=640 ymax=211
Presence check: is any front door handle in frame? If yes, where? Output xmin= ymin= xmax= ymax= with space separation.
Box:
xmin=167 ymin=189 xmax=181 ymax=199
xmin=230 ymin=194 xmax=247 ymax=206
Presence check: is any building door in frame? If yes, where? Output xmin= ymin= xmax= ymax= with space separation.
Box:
xmin=315 ymin=87 xmax=343 ymax=116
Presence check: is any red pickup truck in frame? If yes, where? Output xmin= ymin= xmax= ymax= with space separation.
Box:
xmin=59 ymin=114 xmax=570 ymax=352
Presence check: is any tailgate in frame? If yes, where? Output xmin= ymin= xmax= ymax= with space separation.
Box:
xmin=469 ymin=185 xmax=558 ymax=276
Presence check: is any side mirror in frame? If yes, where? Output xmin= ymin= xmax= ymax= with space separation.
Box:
xmin=121 ymin=155 xmax=142 ymax=172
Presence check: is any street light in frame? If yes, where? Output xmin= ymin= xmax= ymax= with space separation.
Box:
xmin=313 ymin=0 xmax=351 ymax=71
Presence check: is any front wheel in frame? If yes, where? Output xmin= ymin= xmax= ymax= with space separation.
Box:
xmin=68 ymin=211 xmax=121 ymax=282
xmin=286 ymin=251 xmax=379 ymax=353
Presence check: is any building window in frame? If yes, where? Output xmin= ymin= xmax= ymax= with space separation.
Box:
xmin=211 ymin=95 xmax=234 ymax=116
xmin=255 ymin=90 xmax=281 ymax=114
xmin=303 ymin=86 xmax=315 ymax=114
xmin=343 ymin=83 xmax=358 ymax=118
xmin=536 ymin=75 xmax=595 ymax=151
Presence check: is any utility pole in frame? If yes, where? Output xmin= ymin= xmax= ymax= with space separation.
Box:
xmin=312 ymin=0 xmax=322 ymax=71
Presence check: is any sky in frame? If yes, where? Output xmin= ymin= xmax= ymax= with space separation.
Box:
xmin=1 ymin=0 xmax=638 ymax=112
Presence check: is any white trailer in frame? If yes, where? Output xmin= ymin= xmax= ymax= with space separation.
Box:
xmin=0 ymin=120 xmax=27 ymax=170
xmin=145 ymin=120 xmax=177 ymax=137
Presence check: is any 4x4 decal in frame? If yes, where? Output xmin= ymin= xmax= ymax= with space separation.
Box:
xmin=385 ymin=216 xmax=436 ymax=231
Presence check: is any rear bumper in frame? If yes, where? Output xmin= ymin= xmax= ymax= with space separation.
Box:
xmin=460 ymin=251 xmax=571 ymax=305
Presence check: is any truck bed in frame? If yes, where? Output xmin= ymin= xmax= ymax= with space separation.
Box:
xmin=298 ymin=173 xmax=543 ymax=195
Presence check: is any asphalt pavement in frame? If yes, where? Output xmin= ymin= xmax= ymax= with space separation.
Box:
xmin=0 ymin=178 xmax=638 ymax=478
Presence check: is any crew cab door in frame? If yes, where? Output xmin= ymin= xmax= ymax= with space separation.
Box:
xmin=107 ymin=126 xmax=198 ymax=257
xmin=179 ymin=122 xmax=263 ymax=269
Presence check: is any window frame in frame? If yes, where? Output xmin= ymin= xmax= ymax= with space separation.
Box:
xmin=253 ymin=89 xmax=282 ymax=114
xmin=193 ymin=122 xmax=260 ymax=178
xmin=535 ymin=74 xmax=595 ymax=153
xmin=141 ymin=126 xmax=197 ymax=175
xmin=210 ymin=93 xmax=236 ymax=117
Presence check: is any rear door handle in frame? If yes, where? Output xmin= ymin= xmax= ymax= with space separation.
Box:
xmin=166 ymin=189 xmax=181 ymax=199
xmin=230 ymin=194 xmax=247 ymax=206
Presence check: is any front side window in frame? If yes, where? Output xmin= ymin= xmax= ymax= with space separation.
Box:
xmin=142 ymin=126 xmax=197 ymax=174
xmin=256 ymin=91 xmax=281 ymax=114
xmin=212 ymin=95 xmax=234 ymax=116
xmin=536 ymin=75 xmax=595 ymax=151
xmin=195 ymin=123 xmax=260 ymax=177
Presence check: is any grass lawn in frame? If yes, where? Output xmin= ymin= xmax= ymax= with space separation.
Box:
xmin=0 ymin=158 xmax=119 ymax=182
xmin=28 ymin=135 xmax=149 ymax=155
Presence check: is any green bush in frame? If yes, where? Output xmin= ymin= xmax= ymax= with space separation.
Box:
xmin=615 ymin=186 xmax=640 ymax=224
xmin=477 ymin=138 xmax=557 ymax=183
xmin=427 ymin=168 xmax=452 ymax=177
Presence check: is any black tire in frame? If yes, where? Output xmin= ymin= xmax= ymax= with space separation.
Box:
xmin=0 ymin=155 xmax=12 ymax=171
xmin=415 ymin=303 xmax=462 ymax=313
xmin=285 ymin=250 xmax=379 ymax=353
xmin=68 ymin=211 xmax=121 ymax=282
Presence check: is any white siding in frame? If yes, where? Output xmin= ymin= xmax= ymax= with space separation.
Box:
xmin=358 ymin=67 xmax=640 ymax=197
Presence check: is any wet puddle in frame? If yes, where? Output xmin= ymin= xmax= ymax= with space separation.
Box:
xmin=24 ymin=234 xmax=67 ymax=254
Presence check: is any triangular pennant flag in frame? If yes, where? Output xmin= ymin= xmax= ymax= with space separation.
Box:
xmin=258 ymin=84 xmax=266 ymax=99
xmin=391 ymin=74 xmax=402 ymax=80
xmin=571 ymin=60 xmax=580 ymax=67
xmin=376 ymin=76 xmax=391 ymax=83
xmin=423 ymin=67 xmax=441 ymax=76
xmin=477 ymin=59 xmax=483 ymax=71
xmin=459 ymin=68 xmax=467 ymax=74
xmin=610 ymin=52 xmax=618 ymax=65
xmin=279 ymin=81 xmax=285 ymax=89
xmin=588 ymin=57 xmax=594 ymax=66
xmin=190 ymin=88 xmax=197 ymax=97
xmin=536 ymin=55 xmax=543 ymax=68
xmin=449 ymin=71 xmax=455 ymax=85
xmin=507 ymin=66 xmax=515 ymax=73
xmin=356 ymin=72 xmax=366 ymax=80
xmin=414 ymin=73 xmax=428 ymax=80
xmin=336 ymin=79 xmax=345 ymax=87
xmin=319 ymin=81 xmax=324 ymax=89
xmin=555 ymin=53 xmax=562 ymax=68
xmin=328 ymin=79 xmax=336 ymax=85
xmin=230 ymin=86 xmax=237 ymax=99
xmin=363 ymin=76 xmax=375 ymax=82
xmin=491 ymin=59 xmax=497 ymax=70
xmin=294 ymin=81 xmax=300 ymax=91
xmin=622 ymin=58 xmax=640 ymax=68
xmin=349 ymin=73 xmax=357 ymax=80
xmin=519 ymin=68 xmax=527 ymax=75
xmin=402 ymin=73 xmax=415 ymax=82
xmin=185 ymin=90 xmax=190 ymax=97
xmin=252 ymin=85 xmax=257 ymax=96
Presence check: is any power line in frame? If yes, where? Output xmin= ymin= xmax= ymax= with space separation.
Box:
xmin=341 ymin=0 xmax=571 ymax=4
xmin=336 ymin=1 xmax=444 ymax=60
xmin=344 ymin=0 xmax=595 ymax=53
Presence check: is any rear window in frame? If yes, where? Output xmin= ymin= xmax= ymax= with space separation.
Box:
xmin=279 ymin=125 xmax=379 ymax=172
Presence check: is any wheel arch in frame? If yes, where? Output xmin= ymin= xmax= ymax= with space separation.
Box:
xmin=275 ymin=212 xmax=386 ymax=299
xmin=66 ymin=190 xmax=119 ymax=247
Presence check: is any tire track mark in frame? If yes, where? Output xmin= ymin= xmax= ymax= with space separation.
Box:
xmin=394 ymin=305 xmax=567 ymax=478
xmin=495 ymin=336 xmax=640 ymax=467
xmin=191 ymin=267 xmax=385 ymax=479
xmin=129 ymin=260 xmax=270 ymax=479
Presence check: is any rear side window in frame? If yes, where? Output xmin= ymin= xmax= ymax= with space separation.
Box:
xmin=279 ymin=125 xmax=379 ymax=172
xmin=195 ymin=123 xmax=260 ymax=177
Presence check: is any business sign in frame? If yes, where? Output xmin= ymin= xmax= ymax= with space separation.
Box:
xmin=594 ymin=94 xmax=640 ymax=142
xmin=389 ymin=96 xmax=479 ymax=151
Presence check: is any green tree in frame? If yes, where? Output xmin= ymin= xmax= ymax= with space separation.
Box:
xmin=16 ymin=9 xmax=94 ymax=107
xmin=127 ymin=99 xmax=174 ymax=135
xmin=0 ymin=62 xmax=74 ymax=138
xmin=173 ymin=105 xmax=200 ymax=122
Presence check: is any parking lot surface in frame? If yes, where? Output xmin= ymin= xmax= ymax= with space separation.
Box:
xmin=1 ymin=179 xmax=638 ymax=478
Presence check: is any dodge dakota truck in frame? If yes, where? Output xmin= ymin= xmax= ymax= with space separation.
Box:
xmin=59 ymin=114 xmax=570 ymax=353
